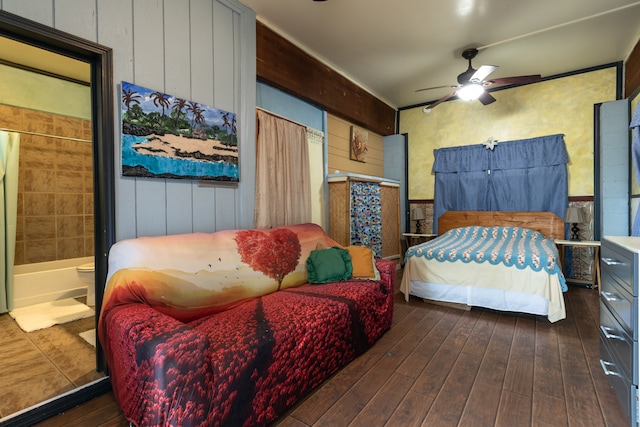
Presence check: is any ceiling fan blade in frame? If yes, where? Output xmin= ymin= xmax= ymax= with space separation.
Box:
xmin=471 ymin=65 xmax=498 ymax=82
xmin=415 ymin=84 xmax=459 ymax=93
xmin=478 ymin=91 xmax=496 ymax=105
xmin=486 ymin=74 xmax=542 ymax=86
xmin=425 ymin=91 xmax=458 ymax=110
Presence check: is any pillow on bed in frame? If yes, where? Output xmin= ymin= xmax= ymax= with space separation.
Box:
xmin=306 ymin=247 xmax=353 ymax=284
xmin=346 ymin=245 xmax=380 ymax=280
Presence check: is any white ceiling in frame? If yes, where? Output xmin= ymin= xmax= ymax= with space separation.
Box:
xmin=241 ymin=0 xmax=640 ymax=109
xmin=0 ymin=35 xmax=90 ymax=83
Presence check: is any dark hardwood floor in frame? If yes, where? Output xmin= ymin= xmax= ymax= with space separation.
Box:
xmin=35 ymin=282 xmax=628 ymax=427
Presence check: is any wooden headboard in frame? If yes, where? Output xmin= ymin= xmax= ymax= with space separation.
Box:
xmin=438 ymin=211 xmax=565 ymax=240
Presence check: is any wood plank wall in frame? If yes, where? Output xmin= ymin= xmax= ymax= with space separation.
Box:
xmin=327 ymin=114 xmax=384 ymax=177
xmin=626 ymin=38 xmax=640 ymax=98
xmin=256 ymin=21 xmax=396 ymax=136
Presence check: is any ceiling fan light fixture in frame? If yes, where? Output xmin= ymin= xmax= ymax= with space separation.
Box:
xmin=457 ymin=83 xmax=484 ymax=101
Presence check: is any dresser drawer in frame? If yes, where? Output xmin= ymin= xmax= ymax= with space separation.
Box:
xmin=600 ymin=300 xmax=634 ymax=380
xmin=600 ymin=333 xmax=634 ymax=425
xmin=601 ymin=268 xmax=635 ymax=337
xmin=601 ymin=239 xmax=635 ymax=296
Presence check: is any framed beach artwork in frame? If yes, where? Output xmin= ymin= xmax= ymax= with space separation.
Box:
xmin=120 ymin=81 xmax=238 ymax=181
xmin=349 ymin=125 xmax=368 ymax=163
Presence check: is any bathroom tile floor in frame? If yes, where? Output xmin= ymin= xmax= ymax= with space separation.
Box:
xmin=0 ymin=299 xmax=103 ymax=418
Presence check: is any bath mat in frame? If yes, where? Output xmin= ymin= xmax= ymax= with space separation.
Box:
xmin=79 ymin=329 xmax=96 ymax=347
xmin=9 ymin=298 xmax=94 ymax=333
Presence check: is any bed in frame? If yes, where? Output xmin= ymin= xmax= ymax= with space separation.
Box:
xmin=400 ymin=211 xmax=568 ymax=322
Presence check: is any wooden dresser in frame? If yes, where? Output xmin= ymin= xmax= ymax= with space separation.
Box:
xmin=600 ymin=236 xmax=640 ymax=426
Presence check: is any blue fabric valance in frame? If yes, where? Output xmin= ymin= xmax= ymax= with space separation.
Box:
xmin=432 ymin=134 xmax=569 ymax=235
xmin=432 ymin=134 xmax=568 ymax=173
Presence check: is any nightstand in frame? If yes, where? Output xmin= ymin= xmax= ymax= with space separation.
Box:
xmin=403 ymin=233 xmax=437 ymax=248
xmin=554 ymin=239 xmax=601 ymax=292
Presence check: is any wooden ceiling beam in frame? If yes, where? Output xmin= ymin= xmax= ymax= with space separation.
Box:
xmin=256 ymin=21 xmax=396 ymax=136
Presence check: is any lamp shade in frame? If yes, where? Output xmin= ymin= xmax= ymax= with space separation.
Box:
xmin=564 ymin=207 xmax=586 ymax=224
xmin=411 ymin=208 xmax=425 ymax=221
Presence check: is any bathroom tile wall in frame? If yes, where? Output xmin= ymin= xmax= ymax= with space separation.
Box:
xmin=1 ymin=104 xmax=93 ymax=265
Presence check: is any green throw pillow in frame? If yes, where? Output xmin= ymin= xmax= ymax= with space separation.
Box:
xmin=306 ymin=246 xmax=353 ymax=284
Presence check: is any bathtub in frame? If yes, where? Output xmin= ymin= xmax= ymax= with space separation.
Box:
xmin=13 ymin=256 xmax=96 ymax=309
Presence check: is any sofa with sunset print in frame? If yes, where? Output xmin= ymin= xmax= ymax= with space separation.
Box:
xmin=98 ymin=223 xmax=395 ymax=427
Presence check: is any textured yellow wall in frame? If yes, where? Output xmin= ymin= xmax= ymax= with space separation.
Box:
xmin=399 ymin=67 xmax=617 ymax=199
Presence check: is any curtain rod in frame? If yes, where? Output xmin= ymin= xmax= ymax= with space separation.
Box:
xmin=256 ymin=107 xmax=308 ymax=129
xmin=0 ymin=127 xmax=92 ymax=143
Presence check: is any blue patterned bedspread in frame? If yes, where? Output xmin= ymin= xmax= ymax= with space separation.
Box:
xmin=405 ymin=226 xmax=567 ymax=292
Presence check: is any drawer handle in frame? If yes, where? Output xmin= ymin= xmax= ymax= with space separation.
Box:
xmin=600 ymin=359 xmax=622 ymax=377
xmin=600 ymin=325 xmax=625 ymax=341
xmin=602 ymin=291 xmax=623 ymax=302
xmin=601 ymin=257 xmax=625 ymax=266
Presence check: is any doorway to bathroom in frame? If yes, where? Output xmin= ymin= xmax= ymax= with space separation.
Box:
xmin=0 ymin=10 xmax=115 ymax=426
xmin=0 ymin=75 xmax=102 ymax=415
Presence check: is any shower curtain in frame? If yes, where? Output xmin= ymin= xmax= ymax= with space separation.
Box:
xmin=0 ymin=131 xmax=20 ymax=313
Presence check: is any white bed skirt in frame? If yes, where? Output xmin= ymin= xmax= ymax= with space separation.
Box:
xmin=404 ymin=280 xmax=550 ymax=317
xmin=400 ymin=256 xmax=566 ymax=322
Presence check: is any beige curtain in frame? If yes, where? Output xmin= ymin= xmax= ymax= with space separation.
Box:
xmin=255 ymin=109 xmax=311 ymax=228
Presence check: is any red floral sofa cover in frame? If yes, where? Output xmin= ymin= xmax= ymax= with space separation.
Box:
xmin=98 ymin=223 xmax=395 ymax=427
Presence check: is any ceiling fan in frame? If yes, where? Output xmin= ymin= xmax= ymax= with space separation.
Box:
xmin=416 ymin=48 xmax=541 ymax=111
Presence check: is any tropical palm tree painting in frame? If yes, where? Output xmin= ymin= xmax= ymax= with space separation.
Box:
xmin=121 ymin=81 xmax=238 ymax=181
